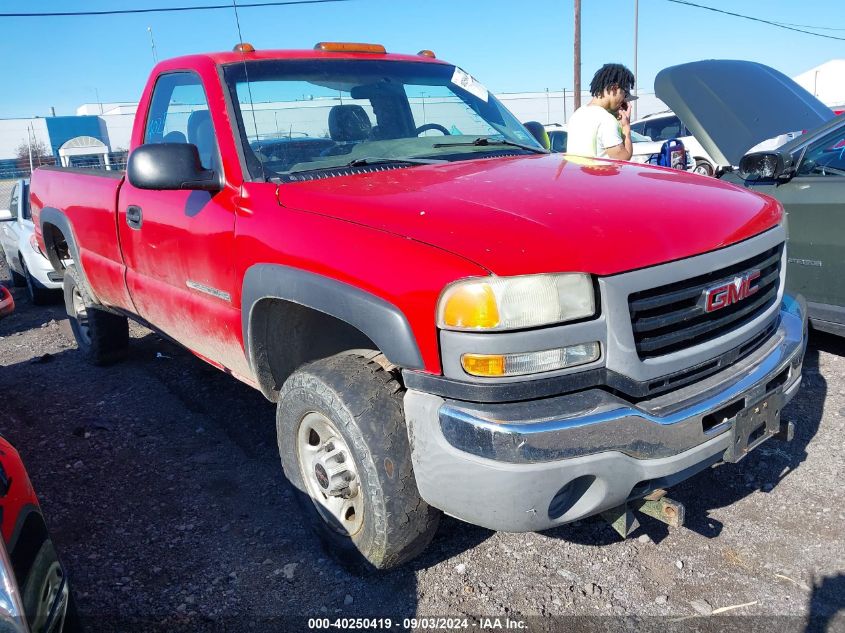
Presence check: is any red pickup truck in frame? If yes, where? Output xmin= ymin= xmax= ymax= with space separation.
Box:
xmin=31 ymin=43 xmax=807 ymax=570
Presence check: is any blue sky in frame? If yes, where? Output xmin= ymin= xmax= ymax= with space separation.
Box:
xmin=2 ymin=0 xmax=844 ymax=118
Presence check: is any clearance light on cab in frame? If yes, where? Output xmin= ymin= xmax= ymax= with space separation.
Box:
xmin=462 ymin=343 xmax=601 ymax=377
xmin=437 ymin=274 xmax=595 ymax=331
xmin=314 ymin=42 xmax=387 ymax=54
xmin=233 ymin=42 xmax=256 ymax=53
xmin=417 ymin=49 xmax=436 ymax=58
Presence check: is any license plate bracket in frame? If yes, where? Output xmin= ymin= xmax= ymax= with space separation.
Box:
xmin=723 ymin=392 xmax=784 ymax=463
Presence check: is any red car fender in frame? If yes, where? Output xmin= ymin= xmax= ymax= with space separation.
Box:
xmin=0 ymin=286 xmax=13 ymax=319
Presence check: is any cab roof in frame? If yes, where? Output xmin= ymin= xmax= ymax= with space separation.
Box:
xmin=164 ymin=48 xmax=452 ymax=67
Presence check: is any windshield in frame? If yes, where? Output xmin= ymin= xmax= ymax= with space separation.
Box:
xmin=223 ymin=59 xmax=542 ymax=181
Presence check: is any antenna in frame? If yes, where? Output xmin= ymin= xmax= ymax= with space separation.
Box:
xmin=232 ymin=0 xmax=266 ymax=181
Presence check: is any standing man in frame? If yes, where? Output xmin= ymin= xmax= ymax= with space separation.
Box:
xmin=567 ymin=63 xmax=636 ymax=160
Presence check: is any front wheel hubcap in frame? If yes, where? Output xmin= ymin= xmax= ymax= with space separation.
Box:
xmin=297 ymin=412 xmax=364 ymax=536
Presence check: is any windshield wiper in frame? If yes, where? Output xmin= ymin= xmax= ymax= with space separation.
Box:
xmin=346 ymin=157 xmax=447 ymax=167
xmin=282 ymin=156 xmax=447 ymax=179
xmin=432 ymin=137 xmax=549 ymax=154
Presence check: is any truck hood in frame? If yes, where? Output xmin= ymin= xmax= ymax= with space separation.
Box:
xmin=277 ymin=154 xmax=781 ymax=277
xmin=655 ymin=60 xmax=834 ymax=166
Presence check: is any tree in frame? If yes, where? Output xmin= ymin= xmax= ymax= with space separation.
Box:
xmin=14 ymin=139 xmax=54 ymax=172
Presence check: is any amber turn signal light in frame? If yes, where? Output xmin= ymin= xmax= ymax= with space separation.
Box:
xmin=314 ymin=42 xmax=386 ymax=54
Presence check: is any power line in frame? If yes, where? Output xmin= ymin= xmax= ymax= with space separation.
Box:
xmin=664 ymin=0 xmax=845 ymax=41
xmin=0 ymin=0 xmax=354 ymax=18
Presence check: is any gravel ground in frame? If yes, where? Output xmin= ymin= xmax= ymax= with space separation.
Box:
xmin=0 ymin=258 xmax=843 ymax=633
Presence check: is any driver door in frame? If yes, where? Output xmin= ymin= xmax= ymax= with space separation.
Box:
xmin=117 ymin=71 xmax=248 ymax=376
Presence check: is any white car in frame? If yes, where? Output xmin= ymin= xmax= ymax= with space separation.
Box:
xmin=0 ymin=178 xmax=63 ymax=304
xmin=631 ymin=110 xmax=718 ymax=176
xmin=546 ymin=122 xmax=692 ymax=170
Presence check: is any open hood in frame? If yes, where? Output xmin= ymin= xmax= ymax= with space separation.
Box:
xmin=655 ymin=60 xmax=834 ymax=166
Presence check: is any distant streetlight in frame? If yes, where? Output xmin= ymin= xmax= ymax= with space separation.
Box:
xmin=148 ymin=26 xmax=158 ymax=64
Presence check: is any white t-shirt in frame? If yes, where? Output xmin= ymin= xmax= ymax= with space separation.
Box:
xmin=566 ymin=104 xmax=623 ymax=158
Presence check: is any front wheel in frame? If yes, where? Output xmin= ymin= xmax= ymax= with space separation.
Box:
xmin=277 ymin=351 xmax=440 ymax=572
xmin=21 ymin=257 xmax=55 ymax=305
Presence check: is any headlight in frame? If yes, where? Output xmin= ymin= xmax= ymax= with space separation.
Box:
xmin=437 ymin=273 xmax=595 ymax=331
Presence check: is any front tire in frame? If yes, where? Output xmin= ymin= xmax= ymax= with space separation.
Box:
xmin=63 ymin=264 xmax=129 ymax=365
xmin=277 ymin=351 xmax=440 ymax=572
xmin=21 ymin=540 xmax=68 ymax=633
xmin=21 ymin=256 xmax=54 ymax=305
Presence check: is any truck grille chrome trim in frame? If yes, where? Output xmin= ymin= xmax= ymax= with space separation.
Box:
xmin=434 ymin=299 xmax=804 ymax=464
xmin=628 ymin=244 xmax=783 ymax=358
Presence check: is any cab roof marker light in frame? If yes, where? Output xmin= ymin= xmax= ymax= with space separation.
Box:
xmin=417 ymin=50 xmax=436 ymax=58
xmin=233 ymin=42 xmax=255 ymax=53
xmin=314 ymin=42 xmax=387 ymax=54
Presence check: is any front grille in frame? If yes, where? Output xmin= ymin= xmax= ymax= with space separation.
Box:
xmin=628 ymin=244 xmax=783 ymax=359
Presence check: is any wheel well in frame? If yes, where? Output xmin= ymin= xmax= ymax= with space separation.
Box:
xmin=249 ymin=298 xmax=378 ymax=401
xmin=41 ymin=222 xmax=69 ymax=272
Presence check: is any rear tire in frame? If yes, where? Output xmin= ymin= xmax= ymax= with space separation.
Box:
xmin=277 ymin=351 xmax=440 ymax=572
xmin=21 ymin=257 xmax=54 ymax=305
xmin=10 ymin=268 xmax=26 ymax=288
xmin=63 ymin=264 xmax=129 ymax=365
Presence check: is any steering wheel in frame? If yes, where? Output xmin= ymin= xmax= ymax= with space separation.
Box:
xmin=415 ymin=123 xmax=451 ymax=136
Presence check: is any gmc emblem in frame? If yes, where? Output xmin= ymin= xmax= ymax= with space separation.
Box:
xmin=703 ymin=270 xmax=761 ymax=313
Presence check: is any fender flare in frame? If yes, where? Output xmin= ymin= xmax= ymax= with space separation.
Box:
xmin=241 ymin=264 xmax=425 ymax=375
xmin=39 ymin=206 xmax=99 ymax=303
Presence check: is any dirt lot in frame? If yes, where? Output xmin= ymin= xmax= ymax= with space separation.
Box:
xmin=0 ymin=259 xmax=843 ymax=632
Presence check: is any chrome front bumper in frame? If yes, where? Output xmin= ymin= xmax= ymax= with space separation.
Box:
xmin=405 ymin=296 xmax=807 ymax=532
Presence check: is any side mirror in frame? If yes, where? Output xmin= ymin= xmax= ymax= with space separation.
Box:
xmin=0 ymin=208 xmax=12 ymax=222
xmin=738 ymin=151 xmax=792 ymax=182
xmin=127 ymin=143 xmax=221 ymax=192
xmin=522 ymin=121 xmax=551 ymax=151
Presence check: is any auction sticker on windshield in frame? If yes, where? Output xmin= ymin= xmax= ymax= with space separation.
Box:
xmin=451 ymin=67 xmax=488 ymax=102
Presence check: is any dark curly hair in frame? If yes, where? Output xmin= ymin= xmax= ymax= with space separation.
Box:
xmin=589 ymin=63 xmax=635 ymax=98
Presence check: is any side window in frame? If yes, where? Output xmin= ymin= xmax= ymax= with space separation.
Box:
xmin=8 ymin=185 xmax=18 ymax=220
xmin=643 ymin=116 xmax=682 ymax=142
xmin=629 ymin=122 xmax=645 ymax=136
xmin=797 ymin=126 xmax=845 ymax=177
xmin=144 ymin=72 xmax=220 ymax=171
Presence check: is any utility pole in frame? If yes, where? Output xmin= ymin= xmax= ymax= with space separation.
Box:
xmin=574 ymin=0 xmax=581 ymax=110
xmin=633 ymin=0 xmax=639 ymax=121
xmin=26 ymin=126 xmax=34 ymax=173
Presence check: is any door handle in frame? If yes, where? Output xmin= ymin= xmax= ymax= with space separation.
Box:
xmin=126 ymin=205 xmax=143 ymax=230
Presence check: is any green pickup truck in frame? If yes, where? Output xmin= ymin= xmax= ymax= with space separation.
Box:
xmin=656 ymin=60 xmax=844 ymax=336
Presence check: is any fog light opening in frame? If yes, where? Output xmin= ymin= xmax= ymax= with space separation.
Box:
xmin=548 ymin=475 xmax=596 ymax=520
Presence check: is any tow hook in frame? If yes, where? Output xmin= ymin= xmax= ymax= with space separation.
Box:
xmin=601 ymin=490 xmax=686 ymax=538
xmin=773 ymin=420 xmax=795 ymax=442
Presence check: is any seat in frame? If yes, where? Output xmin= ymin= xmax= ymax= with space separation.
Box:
xmin=322 ymin=105 xmax=372 ymax=156
xmin=187 ymin=110 xmax=219 ymax=171
xmin=162 ymin=131 xmax=187 ymax=144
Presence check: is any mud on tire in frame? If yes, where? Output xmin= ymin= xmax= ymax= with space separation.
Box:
xmin=277 ymin=350 xmax=440 ymax=572
xmin=63 ymin=264 xmax=129 ymax=366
